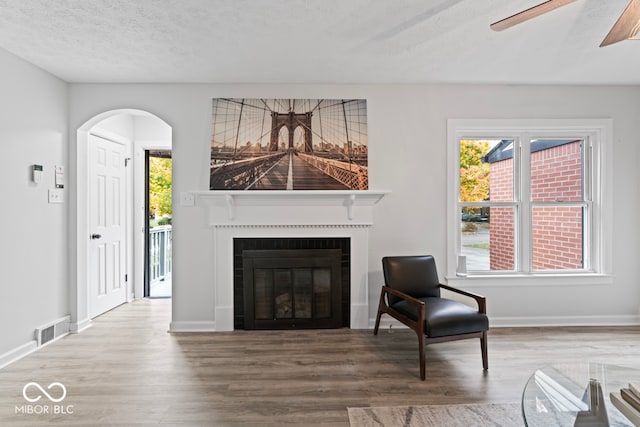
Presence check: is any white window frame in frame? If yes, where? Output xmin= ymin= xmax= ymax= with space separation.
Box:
xmin=446 ymin=119 xmax=613 ymax=287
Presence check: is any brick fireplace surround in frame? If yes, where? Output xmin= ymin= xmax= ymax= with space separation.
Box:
xmin=195 ymin=190 xmax=387 ymax=331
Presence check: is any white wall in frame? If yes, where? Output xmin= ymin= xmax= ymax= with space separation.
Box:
xmin=0 ymin=48 xmax=68 ymax=361
xmin=68 ymin=83 xmax=640 ymax=330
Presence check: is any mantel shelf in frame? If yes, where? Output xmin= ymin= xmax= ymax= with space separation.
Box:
xmin=191 ymin=190 xmax=389 ymax=225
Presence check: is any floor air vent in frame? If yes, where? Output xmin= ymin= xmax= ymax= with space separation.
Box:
xmin=39 ymin=326 xmax=55 ymax=346
xmin=35 ymin=315 xmax=70 ymax=347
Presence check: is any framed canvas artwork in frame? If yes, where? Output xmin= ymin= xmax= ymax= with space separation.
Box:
xmin=210 ymin=98 xmax=368 ymax=190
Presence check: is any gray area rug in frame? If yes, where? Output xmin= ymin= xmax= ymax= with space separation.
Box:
xmin=348 ymin=402 xmax=523 ymax=427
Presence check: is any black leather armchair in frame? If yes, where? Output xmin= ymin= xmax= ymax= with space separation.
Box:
xmin=374 ymin=255 xmax=489 ymax=380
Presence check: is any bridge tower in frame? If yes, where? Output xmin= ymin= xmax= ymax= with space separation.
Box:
xmin=269 ymin=111 xmax=313 ymax=152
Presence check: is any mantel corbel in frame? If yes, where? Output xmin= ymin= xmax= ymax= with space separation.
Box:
xmin=225 ymin=194 xmax=235 ymax=220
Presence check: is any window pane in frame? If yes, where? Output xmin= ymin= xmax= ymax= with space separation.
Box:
xmin=461 ymin=206 xmax=515 ymax=271
xmin=460 ymin=139 xmax=513 ymax=202
xmin=531 ymin=139 xmax=583 ymax=202
xmin=532 ymin=205 xmax=584 ymax=270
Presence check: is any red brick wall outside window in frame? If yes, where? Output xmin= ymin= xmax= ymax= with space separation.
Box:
xmin=489 ymin=158 xmax=514 ymax=270
xmin=489 ymin=141 xmax=583 ymax=270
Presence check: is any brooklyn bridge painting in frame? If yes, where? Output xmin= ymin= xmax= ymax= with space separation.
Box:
xmin=210 ymin=98 xmax=368 ymax=190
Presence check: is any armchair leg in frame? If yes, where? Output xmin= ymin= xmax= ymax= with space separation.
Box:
xmin=418 ymin=333 xmax=426 ymax=380
xmin=480 ymin=330 xmax=488 ymax=370
xmin=373 ymin=289 xmax=386 ymax=336
xmin=373 ymin=311 xmax=382 ymax=335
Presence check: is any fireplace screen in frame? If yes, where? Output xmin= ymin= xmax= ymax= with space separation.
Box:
xmin=243 ymin=249 xmax=342 ymax=329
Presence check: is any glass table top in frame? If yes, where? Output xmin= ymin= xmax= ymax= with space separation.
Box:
xmin=522 ymin=363 xmax=640 ymax=427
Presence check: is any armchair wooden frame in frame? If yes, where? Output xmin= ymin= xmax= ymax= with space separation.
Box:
xmin=374 ymin=283 xmax=488 ymax=380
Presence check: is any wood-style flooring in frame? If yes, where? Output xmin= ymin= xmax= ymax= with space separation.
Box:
xmin=0 ymin=299 xmax=639 ymax=426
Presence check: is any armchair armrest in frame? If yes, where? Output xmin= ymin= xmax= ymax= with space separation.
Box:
xmin=379 ymin=286 xmax=426 ymax=328
xmin=439 ymin=283 xmax=486 ymax=314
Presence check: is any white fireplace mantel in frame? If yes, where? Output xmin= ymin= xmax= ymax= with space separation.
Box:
xmin=190 ymin=190 xmax=389 ymax=332
xmin=193 ymin=190 xmax=388 ymax=226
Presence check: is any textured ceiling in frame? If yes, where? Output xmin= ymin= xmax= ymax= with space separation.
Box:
xmin=0 ymin=0 xmax=638 ymax=84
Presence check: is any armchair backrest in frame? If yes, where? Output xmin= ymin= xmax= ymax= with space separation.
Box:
xmin=382 ymin=255 xmax=441 ymax=305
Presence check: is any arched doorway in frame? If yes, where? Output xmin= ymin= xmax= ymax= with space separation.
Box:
xmin=72 ymin=109 xmax=172 ymax=328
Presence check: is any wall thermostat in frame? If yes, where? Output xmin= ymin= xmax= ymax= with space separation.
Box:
xmin=32 ymin=164 xmax=43 ymax=184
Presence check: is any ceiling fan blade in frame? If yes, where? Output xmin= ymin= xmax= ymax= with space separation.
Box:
xmin=600 ymin=0 xmax=640 ymax=47
xmin=491 ymin=0 xmax=577 ymax=32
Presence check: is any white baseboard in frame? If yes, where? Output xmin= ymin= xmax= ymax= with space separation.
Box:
xmin=370 ymin=314 xmax=640 ymax=329
xmin=368 ymin=317 xmax=409 ymax=330
xmin=169 ymin=321 xmax=217 ymax=332
xmin=69 ymin=318 xmax=92 ymax=334
xmin=0 ymin=341 xmax=38 ymax=370
xmin=489 ymin=314 xmax=640 ymax=327
xmin=1 ymin=314 xmax=82 ymax=369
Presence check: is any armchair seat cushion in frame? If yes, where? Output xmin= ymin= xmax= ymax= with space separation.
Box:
xmin=391 ymin=297 xmax=489 ymax=338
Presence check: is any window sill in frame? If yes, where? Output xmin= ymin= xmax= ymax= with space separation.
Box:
xmin=445 ymin=273 xmax=614 ymax=288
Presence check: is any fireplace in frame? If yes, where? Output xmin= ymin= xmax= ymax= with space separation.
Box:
xmin=185 ymin=190 xmax=387 ymax=333
xmin=234 ymin=238 xmax=350 ymax=329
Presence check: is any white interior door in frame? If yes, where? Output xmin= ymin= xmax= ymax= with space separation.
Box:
xmin=89 ymin=134 xmax=127 ymax=318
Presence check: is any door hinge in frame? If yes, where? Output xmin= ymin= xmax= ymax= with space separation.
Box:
xmin=125 ymin=274 xmax=128 ymax=282
xmin=125 ymin=157 xmax=131 ymax=167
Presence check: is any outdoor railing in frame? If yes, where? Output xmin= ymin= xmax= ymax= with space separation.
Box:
xmin=150 ymin=225 xmax=172 ymax=284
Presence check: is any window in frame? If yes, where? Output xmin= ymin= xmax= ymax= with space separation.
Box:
xmin=447 ymin=120 xmax=612 ymax=282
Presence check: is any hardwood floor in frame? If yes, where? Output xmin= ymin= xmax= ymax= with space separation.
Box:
xmin=1 ymin=299 xmax=639 ymax=426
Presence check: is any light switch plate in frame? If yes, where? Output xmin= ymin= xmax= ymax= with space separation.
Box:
xmin=48 ymin=189 xmax=64 ymax=203
xmin=180 ymin=192 xmax=195 ymax=206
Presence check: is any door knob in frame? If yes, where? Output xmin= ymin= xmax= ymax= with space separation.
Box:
xmin=90 ymin=233 xmax=102 ymax=240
